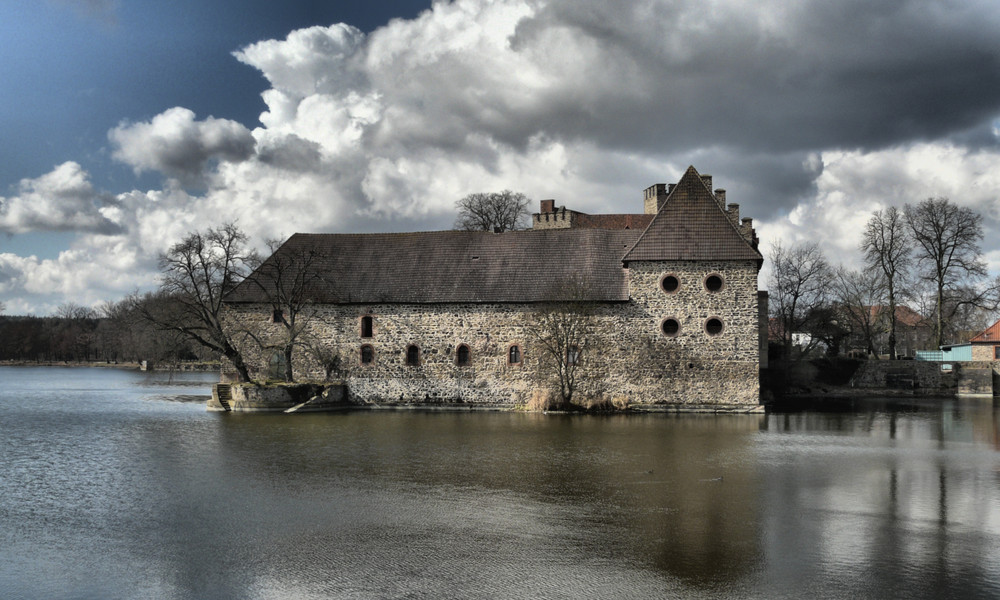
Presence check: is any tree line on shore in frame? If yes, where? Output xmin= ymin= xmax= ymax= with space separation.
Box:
xmin=769 ymin=197 xmax=1000 ymax=360
xmin=0 ymin=298 xmax=212 ymax=364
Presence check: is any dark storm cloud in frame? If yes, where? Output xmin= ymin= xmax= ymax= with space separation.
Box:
xmin=498 ymin=0 xmax=1000 ymax=154
xmin=256 ymin=134 xmax=324 ymax=172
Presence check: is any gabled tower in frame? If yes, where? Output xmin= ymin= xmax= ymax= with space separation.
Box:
xmin=620 ymin=166 xmax=764 ymax=405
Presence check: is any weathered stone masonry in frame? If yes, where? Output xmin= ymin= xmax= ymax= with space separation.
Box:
xmin=224 ymin=166 xmax=765 ymax=408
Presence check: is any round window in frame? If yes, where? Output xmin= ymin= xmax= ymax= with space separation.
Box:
xmin=705 ymin=317 xmax=724 ymax=336
xmin=661 ymin=274 xmax=679 ymax=293
xmin=704 ymin=274 xmax=724 ymax=292
xmin=662 ymin=318 xmax=680 ymax=337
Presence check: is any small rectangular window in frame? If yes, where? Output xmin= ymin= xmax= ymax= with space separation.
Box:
xmin=361 ymin=315 xmax=373 ymax=338
xmin=271 ymin=309 xmax=284 ymax=324
xmin=406 ymin=345 xmax=420 ymax=366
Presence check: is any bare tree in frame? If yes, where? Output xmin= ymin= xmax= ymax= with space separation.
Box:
xmin=140 ymin=223 xmax=255 ymax=381
xmin=768 ymin=241 xmax=833 ymax=359
xmin=527 ymin=282 xmax=597 ymax=406
xmin=940 ymin=280 xmax=1000 ymax=342
xmin=861 ymin=206 xmax=911 ymax=359
xmin=905 ymin=198 xmax=989 ymax=347
xmin=55 ymin=302 xmax=96 ymax=320
xmin=832 ymin=267 xmax=886 ymax=358
xmin=303 ymin=339 xmax=342 ymax=382
xmin=241 ymin=238 xmax=325 ymax=382
xmin=454 ymin=190 xmax=530 ymax=232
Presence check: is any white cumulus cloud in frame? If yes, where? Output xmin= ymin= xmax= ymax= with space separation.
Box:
xmin=0 ymin=162 xmax=120 ymax=234
xmin=6 ymin=0 xmax=1000 ymax=313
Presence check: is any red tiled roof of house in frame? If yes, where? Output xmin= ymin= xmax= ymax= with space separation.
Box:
xmin=622 ymin=166 xmax=763 ymax=264
xmin=865 ymin=305 xmax=927 ymax=327
xmin=970 ymin=319 xmax=1000 ymax=343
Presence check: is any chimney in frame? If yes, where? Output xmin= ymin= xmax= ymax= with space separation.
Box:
xmin=700 ymin=174 xmax=712 ymax=190
xmin=540 ymin=199 xmax=555 ymax=213
xmin=715 ymin=188 xmax=726 ymax=203
xmin=727 ymin=203 xmax=739 ymax=223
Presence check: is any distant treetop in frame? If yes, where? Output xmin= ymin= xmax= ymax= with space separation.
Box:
xmin=454 ymin=190 xmax=530 ymax=233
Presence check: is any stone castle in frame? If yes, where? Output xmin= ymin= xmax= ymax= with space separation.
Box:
xmin=222 ymin=166 xmax=767 ymax=410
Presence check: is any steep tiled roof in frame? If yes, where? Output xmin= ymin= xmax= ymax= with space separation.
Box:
xmin=623 ymin=166 xmax=763 ymax=263
xmin=226 ymin=229 xmax=640 ymax=305
xmin=970 ymin=319 xmax=1000 ymax=343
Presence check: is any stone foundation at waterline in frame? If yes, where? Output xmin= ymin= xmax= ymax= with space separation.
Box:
xmin=208 ymin=382 xmax=347 ymax=412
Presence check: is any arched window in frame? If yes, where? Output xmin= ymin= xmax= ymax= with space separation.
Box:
xmin=508 ymin=345 xmax=522 ymax=365
xmin=456 ymin=344 xmax=471 ymax=366
xmin=360 ymin=315 xmax=373 ymax=338
xmin=360 ymin=345 xmax=374 ymax=365
xmin=267 ymin=351 xmax=286 ymax=380
xmin=406 ymin=345 xmax=420 ymax=366
xmin=566 ymin=345 xmax=580 ymax=365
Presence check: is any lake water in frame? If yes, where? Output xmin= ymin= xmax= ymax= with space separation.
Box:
xmin=1 ymin=367 xmax=999 ymax=599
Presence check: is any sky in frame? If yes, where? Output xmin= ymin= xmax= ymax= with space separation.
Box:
xmin=2 ymin=0 xmax=1000 ymax=315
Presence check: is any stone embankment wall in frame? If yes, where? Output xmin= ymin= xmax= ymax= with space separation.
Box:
xmin=850 ymin=360 xmax=1000 ymax=397
xmin=223 ymin=259 xmax=762 ymax=408
xmin=209 ymin=383 xmax=347 ymax=412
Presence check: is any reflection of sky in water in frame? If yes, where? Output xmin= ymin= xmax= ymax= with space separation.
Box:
xmin=0 ymin=368 xmax=998 ymax=599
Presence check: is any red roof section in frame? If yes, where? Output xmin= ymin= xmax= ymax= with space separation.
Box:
xmin=572 ymin=213 xmax=654 ymax=230
xmin=864 ymin=305 xmax=927 ymax=327
xmin=970 ymin=319 xmax=1000 ymax=343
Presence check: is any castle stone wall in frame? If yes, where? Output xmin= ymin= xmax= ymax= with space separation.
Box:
xmin=223 ymin=259 xmax=761 ymax=407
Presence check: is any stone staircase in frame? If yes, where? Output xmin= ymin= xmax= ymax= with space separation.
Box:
xmin=214 ymin=384 xmax=232 ymax=411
